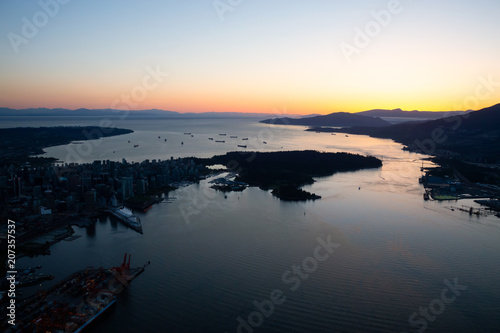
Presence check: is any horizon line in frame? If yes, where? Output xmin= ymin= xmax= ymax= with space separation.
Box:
xmin=1 ymin=105 xmax=490 ymax=115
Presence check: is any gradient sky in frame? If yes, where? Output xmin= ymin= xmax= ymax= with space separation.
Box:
xmin=1 ymin=0 xmax=499 ymax=114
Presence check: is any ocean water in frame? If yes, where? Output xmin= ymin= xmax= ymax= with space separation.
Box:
xmin=10 ymin=117 xmax=500 ymax=332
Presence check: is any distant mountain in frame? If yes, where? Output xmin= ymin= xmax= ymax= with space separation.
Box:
xmin=260 ymin=112 xmax=390 ymax=128
xmin=0 ymin=108 xmax=289 ymax=119
xmin=300 ymin=113 xmax=322 ymax=118
xmin=0 ymin=108 xmax=180 ymax=117
xmin=310 ymin=103 xmax=500 ymax=163
xmin=356 ymin=108 xmax=468 ymax=119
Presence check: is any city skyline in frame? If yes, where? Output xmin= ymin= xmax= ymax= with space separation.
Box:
xmin=1 ymin=0 xmax=499 ymax=114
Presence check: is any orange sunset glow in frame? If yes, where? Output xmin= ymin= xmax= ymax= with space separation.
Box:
xmin=1 ymin=1 xmax=499 ymax=113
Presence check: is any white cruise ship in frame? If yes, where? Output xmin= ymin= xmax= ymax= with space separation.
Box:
xmin=110 ymin=207 xmax=143 ymax=233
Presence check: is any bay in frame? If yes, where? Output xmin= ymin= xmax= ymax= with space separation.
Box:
xmin=8 ymin=116 xmax=500 ymax=333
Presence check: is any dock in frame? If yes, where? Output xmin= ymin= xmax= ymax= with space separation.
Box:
xmin=106 ymin=207 xmax=143 ymax=234
xmin=4 ymin=254 xmax=148 ymax=332
xmin=448 ymin=205 xmax=490 ymax=216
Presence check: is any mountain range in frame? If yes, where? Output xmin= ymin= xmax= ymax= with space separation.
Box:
xmin=309 ymin=103 xmax=500 ymax=163
xmin=356 ymin=108 xmax=467 ymax=119
xmin=1 ymin=107 xmax=468 ymax=123
xmin=260 ymin=109 xmax=470 ymax=128
xmin=0 ymin=108 xmax=281 ymax=119
xmin=260 ymin=112 xmax=391 ymax=127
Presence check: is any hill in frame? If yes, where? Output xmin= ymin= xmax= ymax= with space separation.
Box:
xmin=309 ymin=103 xmax=500 ymax=163
xmin=0 ymin=126 xmax=133 ymax=166
xmin=356 ymin=108 xmax=468 ymax=119
xmin=260 ymin=112 xmax=390 ymax=128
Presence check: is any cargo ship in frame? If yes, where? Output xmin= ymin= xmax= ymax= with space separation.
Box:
xmin=109 ymin=207 xmax=143 ymax=233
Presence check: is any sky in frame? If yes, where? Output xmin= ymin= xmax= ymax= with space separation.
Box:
xmin=0 ymin=0 xmax=499 ymax=114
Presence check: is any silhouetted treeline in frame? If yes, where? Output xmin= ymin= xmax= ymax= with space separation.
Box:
xmin=0 ymin=126 xmax=133 ymax=166
xmin=271 ymin=184 xmax=321 ymax=201
xmin=194 ymin=151 xmax=382 ymax=200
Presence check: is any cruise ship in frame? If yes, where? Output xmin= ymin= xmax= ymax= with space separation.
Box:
xmin=110 ymin=207 xmax=143 ymax=233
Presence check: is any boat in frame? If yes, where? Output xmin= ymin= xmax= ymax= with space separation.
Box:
xmin=109 ymin=207 xmax=143 ymax=233
xmin=238 ymin=145 xmax=247 ymax=148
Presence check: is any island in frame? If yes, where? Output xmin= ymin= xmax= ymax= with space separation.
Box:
xmin=194 ymin=151 xmax=382 ymax=201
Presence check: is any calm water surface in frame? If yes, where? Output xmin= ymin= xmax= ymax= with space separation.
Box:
xmin=9 ymin=117 xmax=500 ymax=332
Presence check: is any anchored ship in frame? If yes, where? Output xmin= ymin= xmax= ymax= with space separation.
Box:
xmin=109 ymin=207 xmax=143 ymax=233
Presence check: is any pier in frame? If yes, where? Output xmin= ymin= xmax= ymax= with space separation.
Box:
xmin=2 ymin=254 xmax=148 ymax=332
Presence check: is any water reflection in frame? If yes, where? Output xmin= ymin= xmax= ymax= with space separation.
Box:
xmin=86 ymin=223 xmax=96 ymax=237
xmin=13 ymin=117 xmax=500 ymax=332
